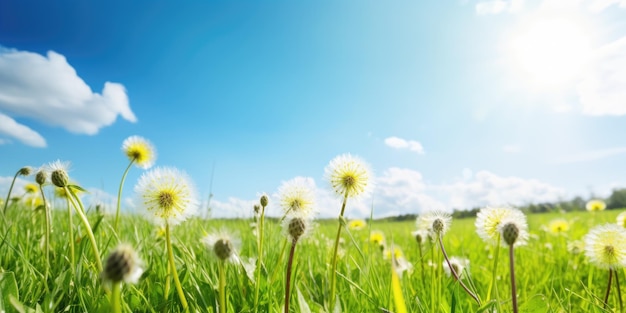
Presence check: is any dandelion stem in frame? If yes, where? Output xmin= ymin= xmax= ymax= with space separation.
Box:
xmin=284 ymin=239 xmax=297 ymax=313
xmin=114 ymin=159 xmax=134 ymax=233
xmin=254 ymin=204 xmax=266 ymax=312
xmin=66 ymin=187 xmax=103 ymax=272
xmin=438 ymin=236 xmax=481 ymax=305
xmin=270 ymin=239 xmax=289 ymax=284
xmin=111 ymin=282 xmax=122 ymax=313
xmin=218 ymin=260 xmax=226 ymax=313
xmin=1 ymin=170 xmax=20 ymax=214
xmin=165 ymin=223 xmax=188 ymax=310
xmin=508 ymin=245 xmax=518 ymax=313
xmin=65 ymin=196 xmax=76 ymax=274
xmin=39 ymin=185 xmax=51 ymax=292
xmin=329 ymin=194 xmax=348 ymax=308
xmin=418 ymin=241 xmax=425 ymax=287
xmin=487 ymin=235 xmax=501 ymax=302
xmin=604 ymin=269 xmax=613 ymax=309
xmin=615 ymin=271 xmax=624 ymax=312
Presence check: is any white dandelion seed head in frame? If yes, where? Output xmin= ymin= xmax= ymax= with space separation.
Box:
xmin=497 ymin=216 xmax=529 ymax=248
xmin=134 ymin=167 xmax=198 ymax=226
xmin=475 ymin=207 xmax=525 ymax=246
xmin=584 ymin=224 xmax=626 ymax=270
xmin=122 ymin=135 xmax=157 ymax=169
xmin=202 ymin=229 xmax=242 ymax=263
xmin=277 ymin=177 xmax=315 ymax=217
xmin=417 ymin=210 xmax=452 ymax=237
xmin=325 ymin=153 xmax=373 ymax=199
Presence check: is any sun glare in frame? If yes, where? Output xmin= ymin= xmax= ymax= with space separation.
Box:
xmin=511 ymin=17 xmax=592 ymax=87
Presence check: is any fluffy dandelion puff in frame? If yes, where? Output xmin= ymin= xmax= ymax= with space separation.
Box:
xmin=443 ymin=257 xmax=470 ymax=278
xmin=202 ymin=230 xmax=241 ymax=263
xmin=348 ymin=219 xmax=367 ymax=231
xmin=476 ymin=207 xmax=525 ymax=245
xmin=617 ymin=212 xmax=626 ymax=228
xmin=548 ymin=219 xmax=570 ymax=234
xmin=584 ymin=224 xmax=626 ymax=270
xmin=135 ymin=167 xmax=198 ymax=226
xmin=47 ymin=160 xmax=70 ymax=188
xmin=412 ymin=229 xmax=430 ymax=244
xmin=102 ymin=244 xmax=144 ymax=284
xmin=417 ymin=211 xmax=452 ymax=236
xmin=277 ymin=177 xmax=315 ymax=216
xmin=568 ymin=240 xmax=585 ymax=255
xmin=325 ymin=153 xmax=373 ymax=198
xmin=586 ymin=199 xmax=606 ymax=212
xmin=498 ymin=217 xmax=529 ymax=247
xmin=122 ymin=136 xmax=157 ymax=169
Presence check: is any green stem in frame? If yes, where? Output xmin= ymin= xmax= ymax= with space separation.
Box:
xmin=219 ymin=260 xmax=226 ymax=313
xmin=418 ymin=241 xmax=425 ymax=287
xmin=254 ymin=204 xmax=266 ymax=312
xmin=604 ymin=269 xmax=613 ymax=309
xmin=284 ymin=240 xmax=297 ymax=313
xmin=39 ymin=185 xmax=51 ymax=292
xmin=439 ymin=236 xmax=481 ymax=305
xmin=111 ymin=282 xmax=122 ymax=313
xmin=430 ymin=240 xmax=435 ymax=310
xmin=66 ymin=197 xmax=76 ymax=274
xmin=269 ymin=239 xmax=289 ymax=284
xmin=166 ymin=223 xmax=188 ymax=310
xmin=2 ymin=171 xmax=19 ymax=214
xmin=616 ymin=268 xmax=623 ymax=312
xmin=114 ymin=159 xmax=134 ymax=233
xmin=329 ymin=194 xmax=348 ymax=308
xmin=66 ymin=187 xmax=103 ymax=272
xmin=508 ymin=245 xmax=517 ymax=313
xmin=487 ymin=235 xmax=501 ymax=301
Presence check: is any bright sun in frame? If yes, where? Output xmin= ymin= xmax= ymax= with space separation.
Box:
xmin=511 ymin=17 xmax=592 ymax=87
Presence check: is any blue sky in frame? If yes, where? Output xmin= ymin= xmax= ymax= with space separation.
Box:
xmin=1 ymin=0 xmax=626 ymax=218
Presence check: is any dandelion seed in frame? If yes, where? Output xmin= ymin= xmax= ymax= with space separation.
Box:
xmin=277 ymin=177 xmax=315 ymax=216
xmin=122 ymin=136 xmax=156 ymax=169
xmin=584 ymin=224 xmax=626 ymax=270
xmin=443 ymin=257 xmax=470 ymax=279
xmin=417 ymin=211 xmax=452 ymax=237
xmin=135 ymin=167 xmax=198 ymax=226
xmin=586 ymin=199 xmax=606 ymax=212
xmin=348 ymin=219 xmax=366 ymax=230
xmin=548 ymin=219 xmax=570 ymax=234
xmin=102 ymin=244 xmax=144 ymax=284
xmin=475 ymin=207 xmax=525 ymax=245
xmin=325 ymin=153 xmax=373 ymax=198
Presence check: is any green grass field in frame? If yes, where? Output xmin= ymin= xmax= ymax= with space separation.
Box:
xmin=0 ymin=200 xmax=624 ymax=312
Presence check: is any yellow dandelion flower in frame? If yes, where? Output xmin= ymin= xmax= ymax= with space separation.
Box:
xmin=24 ymin=183 xmax=38 ymax=194
xmin=277 ymin=177 xmax=315 ymax=216
xmin=584 ymin=224 xmax=626 ymax=269
xmin=348 ymin=219 xmax=366 ymax=230
xmin=24 ymin=196 xmax=43 ymax=208
xmin=384 ymin=245 xmax=404 ymax=260
xmin=475 ymin=207 xmax=525 ymax=245
xmin=325 ymin=154 xmax=373 ymax=198
xmin=586 ymin=199 xmax=606 ymax=212
xmin=548 ymin=219 xmax=570 ymax=234
xmin=122 ymin=136 xmax=157 ymax=169
xmin=617 ymin=212 xmax=626 ymax=228
xmin=370 ymin=230 xmax=385 ymax=246
xmin=135 ymin=167 xmax=198 ymax=226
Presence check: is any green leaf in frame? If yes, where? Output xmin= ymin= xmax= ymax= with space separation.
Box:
xmin=296 ymin=287 xmax=311 ymax=313
xmin=0 ymin=272 xmax=19 ymax=313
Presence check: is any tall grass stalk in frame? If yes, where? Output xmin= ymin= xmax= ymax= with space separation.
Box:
xmin=38 ymin=184 xmax=51 ymax=291
xmin=254 ymin=201 xmax=267 ymax=312
xmin=329 ymin=194 xmax=348 ymax=307
xmin=438 ymin=236 xmax=481 ymax=305
xmin=65 ymin=196 xmax=76 ymax=273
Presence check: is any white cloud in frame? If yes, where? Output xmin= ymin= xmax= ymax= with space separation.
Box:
xmin=0 ymin=47 xmax=136 ymax=147
xmin=476 ymin=0 xmax=523 ymax=15
xmin=0 ymin=176 xmax=30 ymax=199
xmin=587 ymin=0 xmax=626 ymax=12
xmin=384 ymin=136 xmax=425 ymax=154
xmin=555 ymin=147 xmax=626 ymax=163
xmin=578 ymin=36 xmax=626 ymax=116
xmin=503 ymin=144 xmax=522 ymax=153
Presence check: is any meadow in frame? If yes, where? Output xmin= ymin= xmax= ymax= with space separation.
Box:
xmin=0 ymin=193 xmax=624 ymax=313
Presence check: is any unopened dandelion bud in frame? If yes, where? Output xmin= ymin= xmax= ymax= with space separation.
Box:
xmin=288 ymin=217 xmax=306 ymax=242
xmin=502 ymin=222 xmax=519 ymax=246
xmin=214 ymin=238 xmax=234 ymax=261
xmin=253 ymin=204 xmax=261 ymax=215
xmin=433 ymin=219 xmax=444 ymax=234
xmin=18 ymin=166 xmax=32 ymax=176
xmin=36 ymin=171 xmax=47 ymax=185
xmin=260 ymin=194 xmax=269 ymax=207
xmin=103 ymin=245 xmax=143 ymax=284
xmin=51 ymin=170 xmax=69 ymax=188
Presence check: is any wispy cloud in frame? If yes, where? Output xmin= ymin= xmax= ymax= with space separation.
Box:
xmin=384 ymin=136 xmax=425 ymax=154
xmin=556 ymin=147 xmax=626 ymax=163
xmin=475 ymin=0 xmax=524 ymax=15
xmin=503 ymin=144 xmax=522 ymax=153
xmin=0 ymin=47 xmax=136 ymax=147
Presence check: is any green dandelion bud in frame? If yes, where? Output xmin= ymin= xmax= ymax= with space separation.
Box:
xmin=502 ymin=222 xmax=519 ymax=246
xmin=260 ymin=194 xmax=269 ymax=207
xmin=35 ymin=170 xmax=47 ymax=185
xmin=18 ymin=166 xmax=32 ymax=176
xmin=288 ymin=217 xmax=306 ymax=242
xmin=214 ymin=238 xmax=234 ymax=261
xmin=253 ymin=204 xmax=261 ymax=215
xmin=103 ymin=244 xmax=143 ymax=284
